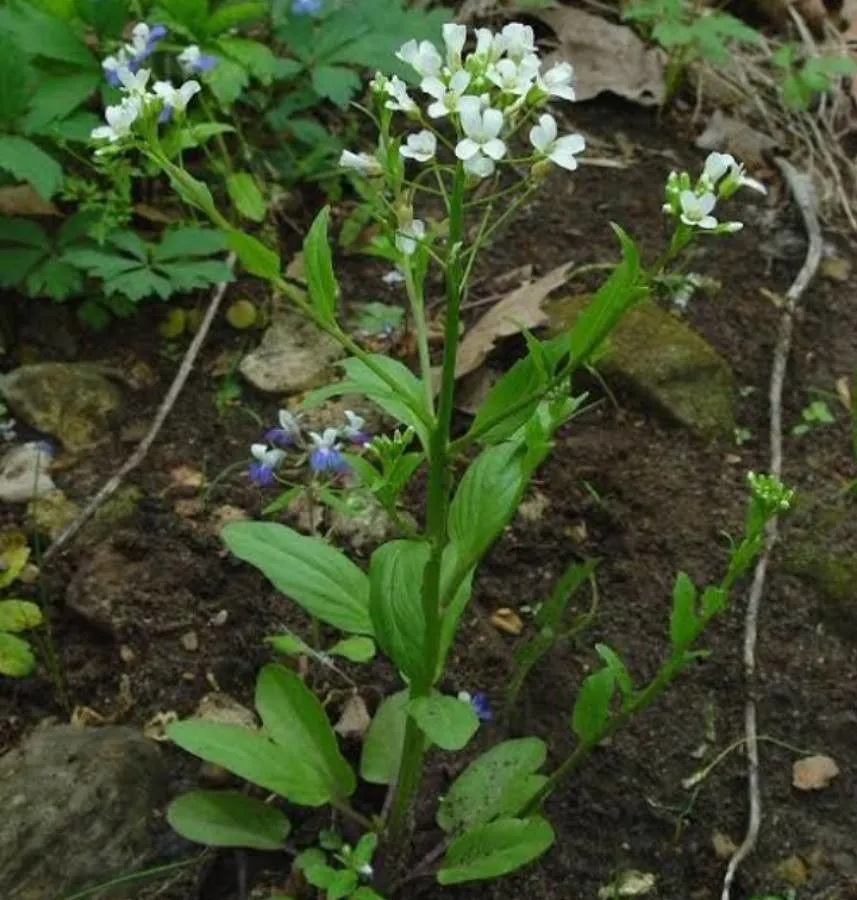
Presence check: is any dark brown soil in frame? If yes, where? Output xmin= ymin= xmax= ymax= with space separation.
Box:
xmin=2 ymin=97 xmax=857 ymax=900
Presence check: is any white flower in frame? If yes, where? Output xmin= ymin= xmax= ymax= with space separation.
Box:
xmin=339 ymin=150 xmax=382 ymax=176
xmin=382 ymin=269 xmax=405 ymax=286
xmin=455 ymin=97 xmax=506 ymax=164
xmin=703 ymin=151 xmax=766 ymax=195
xmin=178 ymin=45 xmax=202 ymax=71
xmin=385 ymin=75 xmax=417 ymax=113
xmin=500 ymin=23 xmax=535 ymax=61
xmin=357 ymin=863 xmax=373 ymax=878
xmin=529 ymin=114 xmax=585 ymax=171
xmin=487 ymin=57 xmax=538 ymax=96
xmin=130 ymin=22 xmax=154 ymax=56
xmin=538 ymin=62 xmax=576 ymax=101
xmin=463 ymin=153 xmax=495 ymax=179
xmin=473 ymin=27 xmax=502 ymax=62
xmin=342 ymin=410 xmax=367 ymax=442
xmin=102 ymin=49 xmax=131 ymax=77
xmin=400 ymin=130 xmax=437 ymax=162
xmin=442 ymin=23 xmax=467 ymax=70
xmin=251 ymin=443 xmax=286 ymax=468
xmin=153 ymin=79 xmax=201 ymax=112
xmin=702 ymin=151 xmax=734 ymax=185
xmin=422 ymin=69 xmax=471 ymax=118
xmin=116 ymin=66 xmax=151 ymax=96
xmin=679 ymin=190 xmax=718 ymax=229
xmin=396 ymin=39 xmax=442 ymax=78
xmin=91 ymin=95 xmax=143 ymax=142
xmin=396 ymin=219 xmax=426 ymax=256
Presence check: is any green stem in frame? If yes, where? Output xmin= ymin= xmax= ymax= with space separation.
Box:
xmin=404 ymin=263 xmax=435 ymax=414
xmin=387 ymin=164 xmax=468 ymax=836
xmin=199 ymin=95 xmax=235 ymax=175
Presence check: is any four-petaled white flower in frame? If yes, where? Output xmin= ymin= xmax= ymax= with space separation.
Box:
xmin=396 ymin=39 xmax=442 ymax=78
xmin=339 ymin=150 xmax=382 ymax=176
xmin=396 ymin=219 xmax=426 ymax=256
xmin=455 ymin=97 xmax=506 ymax=166
xmin=91 ymin=96 xmax=143 ymax=142
xmin=422 ymin=69 xmax=471 ymax=118
xmin=463 ymin=153 xmax=496 ymax=178
xmin=153 ymin=79 xmax=201 ymax=113
xmin=473 ymin=27 xmax=503 ymax=62
xmin=703 ymin=151 xmax=766 ymax=195
xmin=488 ymin=57 xmax=538 ymax=96
xmin=500 ymin=22 xmax=535 ymax=61
xmin=538 ymin=62 xmax=576 ymax=101
xmin=529 ymin=114 xmax=585 ymax=171
xmin=385 ymin=75 xmax=417 ymax=113
xmin=679 ymin=190 xmax=718 ymax=229
xmin=400 ymin=130 xmax=437 ymax=162
xmin=442 ymin=23 xmax=467 ymax=71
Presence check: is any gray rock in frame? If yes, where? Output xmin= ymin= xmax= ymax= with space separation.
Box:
xmin=0 ymin=442 xmax=55 ymax=503
xmin=1 ymin=363 xmax=121 ymax=452
xmin=0 ymin=724 xmax=166 ymax=900
xmin=548 ymin=297 xmax=736 ymax=438
xmin=239 ymin=308 xmax=344 ymax=394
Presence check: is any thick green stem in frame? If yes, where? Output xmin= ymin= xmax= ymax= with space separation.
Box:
xmin=404 ymin=265 xmax=435 ymax=413
xmin=387 ymin=165 xmax=467 ymax=836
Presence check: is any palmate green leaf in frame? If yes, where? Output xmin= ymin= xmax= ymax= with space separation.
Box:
xmin=437 ymin=737 xmax=547 ymax=834
xmin=222 ymin=521 xmax=372 ymax=635
xmin=61 ymin=247 xmax=142 ymax=281
xmin=167 ymin=790 xmax=290 ymax=850
xmin=159 ymin=0 xmax=211 ymax=37
xmin=255 ymin=664 xmax=356 ymax=804
xmin=0 ymin=247 xmax=44 ymax=286
xmin=226 ymin=171 xmax=267 ymax=222
xmin=157 ymin=259 xmax=234 ymax=292
xmin=208 ymin=57 xmax=249 ymax=106
xmin=23 ymin=71 xmax=100 ymax=132
xmin=360 ymin=689 xmax=410 ymax=785
xmin=311 ymin=65 xmax=362 ymax=107
xmin=438 ymin=817 xmax=555 ymax=885
xmin=0 ymin=136 xmax=64 ymax=199
xmin=218 ymin=37 xmax=277 ymax=83
xmin=26 ymin=258 xmax=83 ymax=301
xmin=0 ymin=2 xmax=97 ymax=67
xmin=303 ymin=206 xmax=339 ymax=323
xmin=408 ymin=693 xmax=479 ymax=751
xmin=0 ymin=36 xmax=35 ymax=127
xmin=0 ymin=631 xmax=36 ymax=676
xmin=669 ymin=571 xmax=698 ymax=649
xmin=206 ymin=1 xmax=267 ymax=35
xmin=0 ymin=217 xmax=49 ymax=247
xmin=571 ymin=666 xmax=616 ymax=744
xmin=0 ymin=599 xmax=43 ymax=633
xmin=105 ymin=267 xmax=174 ymax=301
xmin=368 ymin=539 xmax=428 ymax=682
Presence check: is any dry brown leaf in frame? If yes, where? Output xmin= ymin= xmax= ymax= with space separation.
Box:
xmin=712 ymin=831 xmax=738 ymax=860
xmin=695 ymin=109 xmax=780 ymax=168
xmin=195 ymin=692 xmax=257 ymax=729
xmin=334 ymin=693 xmax=372 ymax=739
xmin=820 ymin=256 xmax=851 ymax=282
xmin=170 ymin=465 xmax=205 ymax=488
xmin=792 ymin=754 xmax=840 ymax=790
xmin=455 ymin=261 xmax=573 ymax=379
xmin=490 ymin=608 xmax=524 ymax=635
xmin=0 ymin=185 xmax=60 ymax=217
xmin=456 ymin=366 xmax=499 ymax=414
xmin=535 ymin=8 xmax=665 ymax=106
xmin=144 ymin=710 xmax=179 ymax=741
xmin=836 ymin=375 xmax=852 ymax=411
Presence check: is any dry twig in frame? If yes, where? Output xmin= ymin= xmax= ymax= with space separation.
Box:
xmin=720 ymin=159 xmax=822 ymax=900
xmin=41 ymin=254 xmax=237 ymax=565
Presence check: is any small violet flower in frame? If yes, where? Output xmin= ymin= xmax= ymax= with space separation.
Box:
xmin=529 ymin=114 xmax=585 ymax=171
xmin=153 ymin=79 xmax=201 ymax=123
xmin=342 ymin=411 xmax=371 ymax=446
xmin=249 ymin=444 xmax=285 ymax=486
xmin=178 ymin=44 xmax=218 ymax=75
xmin=292 ymin=0 xmax=323 ymax=14
xmin=458 ymin=690 xmax=493 ymax=722
xmin=309 ymin=429 xmax=349 ymax=474
xmin=103 ymin=23 xmax=166 ymax=86
xmin=266 ymin=409 xmax=302 ymax=447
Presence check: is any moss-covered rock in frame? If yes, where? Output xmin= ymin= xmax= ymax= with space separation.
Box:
xmin=547 ymin=296 xmax=735 ymax=439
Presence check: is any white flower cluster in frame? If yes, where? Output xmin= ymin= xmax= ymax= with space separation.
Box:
xmin=91 ymin=66 xmax=201 ymax=146
xmin=664 ymin=152 xmax=766 ymax=233
xmin=340 ymin=22 xmax=585 ymax=180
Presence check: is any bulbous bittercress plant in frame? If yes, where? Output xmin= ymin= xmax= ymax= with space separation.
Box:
xmin=90 ymin=21 xmax=790 ymax=897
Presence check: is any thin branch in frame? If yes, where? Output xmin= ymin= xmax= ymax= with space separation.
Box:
xmin=720 ymin=160 xmax=822 ymax=900
xmin=41 ymin=254 xmax=237 ymax=565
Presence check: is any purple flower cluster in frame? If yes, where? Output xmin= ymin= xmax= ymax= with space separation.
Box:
xmin=102 ymin=23 xmax=167 ymax=87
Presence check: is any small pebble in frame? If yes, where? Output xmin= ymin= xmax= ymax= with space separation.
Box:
xmin=199 ymin=762 xmax=233 ymax=786
xmin=210 ymin=609 xmax=228 ymax=627
xmin=181 ymin=631 xmax=199 ymax=652
xmin=119 ymin=645 xmax=135 ymax=664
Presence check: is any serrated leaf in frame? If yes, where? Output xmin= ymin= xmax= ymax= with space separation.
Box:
xmin=0 ymin=600 xmax=43 ymax=633
xmin=167 ymin=790 xmax=290 ymax=849
xmin=571 ymin=667 xmax=616 ymax=743
xmin=311 ymin=64 xmax=362 ymax=107
xmin=0 ymin=136 xmax=63 ymax=199
xmin=207 ymin=1 xmax=266 ymax=35
xmin=226 ymin=171 xmax=266 ymax=222
xmin=222 ymin=521 xmax=372 ymax=635
xmin=437 ymin=738 xmax=547 ymax=834
xmin=26 ymin=258 xmax=83 ymax=301
xmin=207 ymin=56 xmax=249 ymax=107
xmin=438 ymin=817 xmax=555 ymax=885
xmin=0 ymin=36 xmax=35 ymax=126
xmin=0 ymin=249 xmax=45 ymax=287
xmin=360 ymin=689 xmax=409 ymax=785
xmin=157 ymin=259 xmax=234 ymax=291
xmin=218 ymin=36 xmax=276 ymax=83
xmin=0 ymin=631 xmax=36 ymax=676
xmin=669 ymin=571 xmax=698 ymax=648
xmin=408 ymin=693 xmax=479 ymax=751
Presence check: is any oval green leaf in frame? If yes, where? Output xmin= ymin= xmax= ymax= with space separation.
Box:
xmin=570 ymin=666 xmax=616 ymax=744
xmin=408 ymin=693 xmax=479 ymax=751
xmin=328 ymin=635 xmax=376 ymax=663
xmin=0 ymin=631 xmax=36 ymax=676
xmin=0 ymin=599 xmax=43 ymax=633
xmin=360 ymin=689 xmax=410 ymax=785
xmin=167 ymin=790 xmax=290 ymax=850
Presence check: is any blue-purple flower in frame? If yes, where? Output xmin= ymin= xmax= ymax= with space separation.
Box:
xmin=342 ymin=410 xmax=371 ymax=447
xmin=178 ymin=45 xmax=219 ymax=75
xmin=153 ymin=79 xmax=201 ymax=123
xmin=266 ymin=409 xmax=302 ymax=448
xmin=249 ymin=443 xmax=285 ymax=486
xmin=309 ymin=429 xmax=348 ymax=474
xmin=102 ymin=23 xmax=167 ymax=86
xmin=458 ymin=690 xmax=493 ymax=722
xmin=292 ymin=0 xmax=323 ymax=14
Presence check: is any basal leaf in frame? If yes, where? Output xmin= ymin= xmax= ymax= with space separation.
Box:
xmin=167 ymin=790 xmax=290 ymax=849
xmin=360 ymin=689 xmax=410 ymax=785
xmin=408 ymin=693 xmax=479 ymax=751
xmin=226 ymin=171 xmax=266 ymax=222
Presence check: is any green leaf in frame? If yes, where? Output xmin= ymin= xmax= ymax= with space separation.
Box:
xmin=0 ymin=36 xmax=36 ymax=126
xmin=177 ymin=122 xmax=236 ymax=151
xmin=360 ymin=689 xmax=409 ymax=785
xmin=669 ymin=571 xmax=698 ymax=648
xmin=327 ymin=870 xmax=359 ymax=900
xmin=408 ymin=693 xmax=479 ymax=751
xmin=109 ymin=229 xmax=149 ymax=260
xmin=167 ymin=790 xmax=290 ymax=849
xmin=266 ymin=633 xmax=311 ymax=656
xmin=23 ymin=71 xmax=99 ymax=132
xmin=437 ymin=738 xmax=547 ymax=834
xmin=255 ymin=664 xmax=356 ymax=805
xmin=448 ymin=442 xmax=527 ymax=572
xmin=438 ymin=817 xmax=555 ymax=885
xmin=368 ymin=539 xmax=428 ymax=682
xmin=75 ymin=0 xmax=130 ymax=38
xmin=0 ymin=599 xmax=43 ymax=633
xmin=311 ymin=64 xmax=362 ymax=107
xmin=226 ymin=171 xmax=267 ymax=222
xmin=571 ymin=667 xmax=615 ymax=744
xmin=328 ymin=635 xmax=375 ymax=663
xmin=26 ymin=258 xmax=83 ymax=301
xmin=206 ymin=1 xmax=266 ymax=35
xmin=218 ymin=37 xmax=277 ymax=83
xmin=222 ymin=522 xmax=372 ymax=635
xmin=296 ymin=849 xmax=336 ymax=889
xmin=0 ymin=136 xmax=63 ymax=199
xmin=352 ymin=832 xmax=378 ymax=869
xmin=155 ymin=227 xmax=227 ymax=260
xmin=40 ymin=110 xmax=101 ymax=142
xmin=303 ymin=206 xmax=339 ymax=323
xmin=0 ymin=217 xmax=48 ymax=248
xmin=536 ymin=558 xmax=598 ymax=629
xmin=160 ymin=159 xmax=220 ymax=219
xmin=0 ymin=3 xmax=96 ymax=67
xmin=469 ymin=352 xmax=546 ymax=445
xmin=595 ymin=644 xmax=634 ymax=699
xmin=207 ymin=56 xmax=249 ymax=106
xmin=159 ymin=0 xmax=210 ymax=36
xmin=226 ymin=230 xmax=281 ymax=281
xmin=702 ymin=585 xmax=727 ymax=616
xmin=0 ymin=631 xmax=36 ymax=676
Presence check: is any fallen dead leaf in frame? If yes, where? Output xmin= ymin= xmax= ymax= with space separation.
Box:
xmin=820 ymin=256 xmax=851 ymax=283
xmin=181 ymin=630 xmax=199 ymax=652
xmin=598 ymin=870 xmax=657 ymax=898
xmin=170 ymin=465 xmax=205 ymax=489
xmin=774 ymin=854 xmax=809 ymax=885
xmin=334 ymin=693 xmax=372 ymax=739
xmin=792 ymin=754 xmax=840 ymax=790
xmin=0 ymin=184 xmax=60 ymax=217
xmin=456 ymin=261 xmax=573 ymax=378
xmin=195 ymin=692 xmax=257 ymax=729
xmin=212 ymin=505 xmax=250 ymax=527
xmin=490 ymin=608 xmax=524 ymax=635
xmin=518 ymin=490 xmax=550 ymax=523
xmin=535 ymin=7 xmax=665 ymax=106
xmin=836 ymin=376 xmax=852 ymax=411
xmin=144 ymin=710 xmax=179 ymax=742
xmin=70 ymin=706 xmax=105 ymax=727
xmin=695 ymin=109 xmax=780 ymax=169
xmin=712 ymin=830 xmax=738 ymax=860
